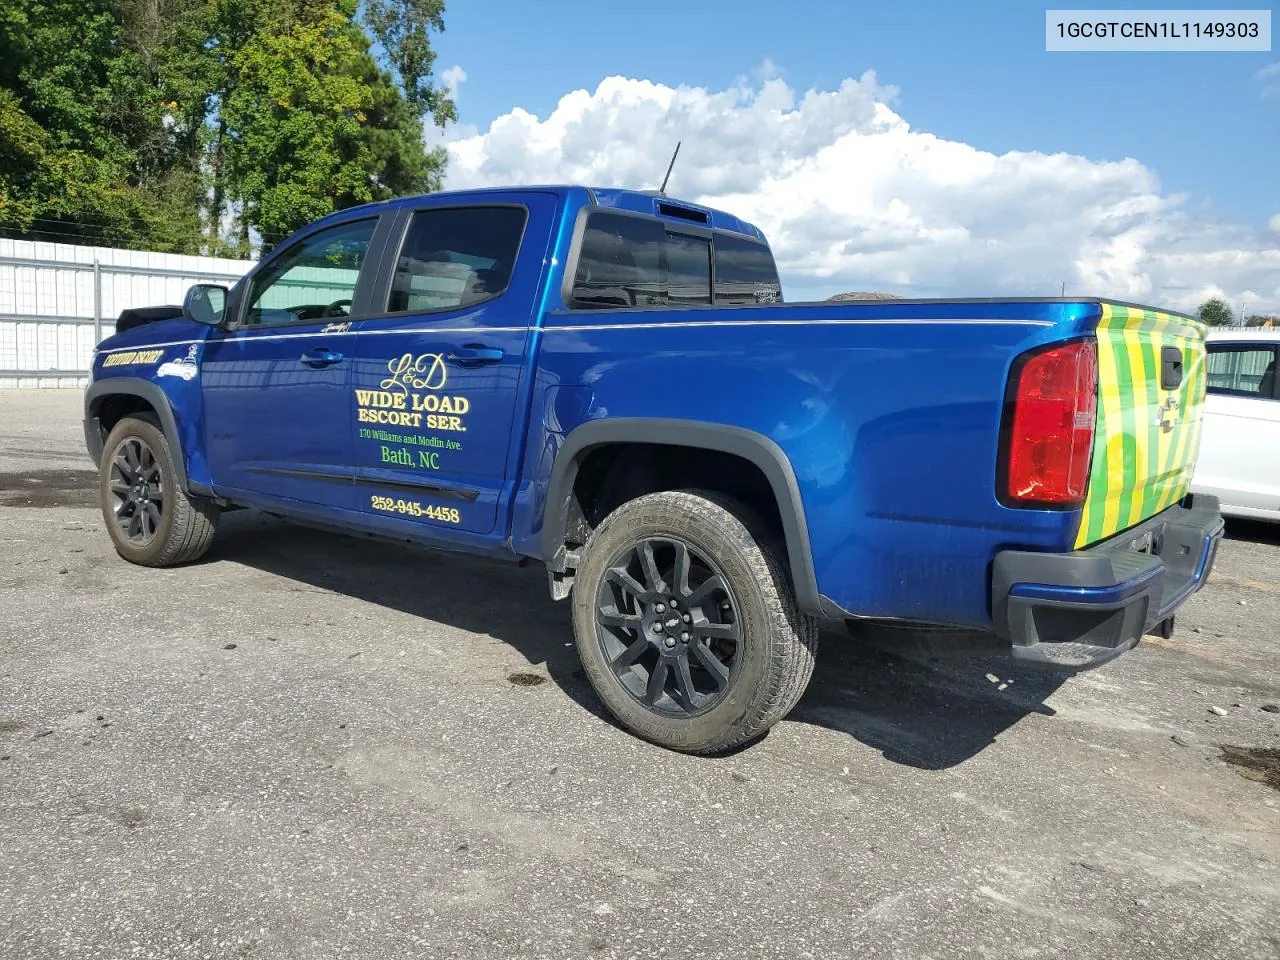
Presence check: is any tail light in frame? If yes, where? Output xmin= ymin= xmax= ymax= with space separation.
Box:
xmin=998 ymin=339 xmax=1097 ymax=508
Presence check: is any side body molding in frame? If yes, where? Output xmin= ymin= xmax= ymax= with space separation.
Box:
xmin=539 ymin=418 xmax=823 ymax=615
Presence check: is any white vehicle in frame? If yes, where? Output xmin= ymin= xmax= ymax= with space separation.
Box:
xmin=1189 ymin=328 xmax=1280 ymax=521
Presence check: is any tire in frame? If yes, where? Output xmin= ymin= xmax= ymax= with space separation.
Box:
xmin=98 ymin=414 xmax=219 ymax=567
xmin=571 ymin=489 xmax=818 ymax=754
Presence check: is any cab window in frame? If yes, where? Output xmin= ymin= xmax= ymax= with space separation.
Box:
xmin=387 ymin=206 xmax=528 ymax=314
xmin=1206 ymin=343 xmax=1278 ymax=399
xmin=245 ymin=219 xmax=376 ymax=327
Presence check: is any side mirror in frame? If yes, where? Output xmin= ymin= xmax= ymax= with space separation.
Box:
xmin=182 ymin=284 xmax=229 ymax=326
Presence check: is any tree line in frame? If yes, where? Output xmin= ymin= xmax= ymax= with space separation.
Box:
xmin=1196 ymin=297 xmax=1278 ymax=328
xmin=0 ymin=0 xmax=452 ymax=256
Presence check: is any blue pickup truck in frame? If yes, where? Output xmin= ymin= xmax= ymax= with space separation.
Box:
xmin=83 ymin=185 xmax=1224 ymax=753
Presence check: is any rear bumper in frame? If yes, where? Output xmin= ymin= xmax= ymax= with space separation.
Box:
xmin=991 ymin=494 xmax=1224 ymax=668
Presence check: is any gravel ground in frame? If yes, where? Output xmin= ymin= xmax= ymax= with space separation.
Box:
xmin=1 ymin=388 xmax=1278 ymax=960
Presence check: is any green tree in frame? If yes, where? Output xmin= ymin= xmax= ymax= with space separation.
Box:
xmin=114 ymin=0 xmax=215 ymax=249
xmin=1 ymin=0 xmax=454 ymax=253
xmin=362 ymin=0 xmax=456 ymax=127
xmin=158 ymin=0 xmax=288 ymax=253
xmin=1244 ymin=314 xmax=1278 ymax=327
xmin=1196 ymin=297 xmax=1234 ymax=327
xmin=222 ymin=0 xmax=442 ymax=242
xmin=0 ymin=0 xmax=157 ymax=245
xmin=0 ymin=88 xmax=127 ymax=234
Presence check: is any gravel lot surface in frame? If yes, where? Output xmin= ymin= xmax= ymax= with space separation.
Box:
xmin=2 ymin=388 xmax=1278 ymax=960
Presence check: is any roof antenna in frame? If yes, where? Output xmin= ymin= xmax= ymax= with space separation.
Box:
xmin=658 ymin=141 xmax=681 ymax=195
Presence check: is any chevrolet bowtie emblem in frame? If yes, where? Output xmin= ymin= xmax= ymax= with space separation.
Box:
xmin=1156 ymin=395 xmax=1180 ymax=434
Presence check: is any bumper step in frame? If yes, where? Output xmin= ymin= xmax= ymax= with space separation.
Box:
xmin=993 ymin=494 xmax=1223 ymax=669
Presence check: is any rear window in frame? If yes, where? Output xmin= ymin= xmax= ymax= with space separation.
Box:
xmin=666 ymin=233 xmax=711 ymax=305
xmin=569 ymin=210 xmax=782 ymax=309
xmin=1206 ymin=343 xmax=1278 ymax=399
xmin=714 ymin=233 xmax=782 ymax=305
xmin=388 ymin=206 xmax=526 ymax=314
xmin=571 ymin=212 xmax=666 ymax=309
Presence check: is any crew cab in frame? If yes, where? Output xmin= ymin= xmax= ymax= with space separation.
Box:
xmin=83 ymin=185 xmax=1224 ymax=753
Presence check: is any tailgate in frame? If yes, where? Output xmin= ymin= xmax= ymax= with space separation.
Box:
xmin=1074 ymin=302 xmax=1207 ymax=548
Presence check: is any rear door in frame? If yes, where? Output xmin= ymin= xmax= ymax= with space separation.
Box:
xmin=350 ymin=195 xmax=557 ymax=536
xmin=1191 ymin=340 xmax=1280 ymax=514
xmin=1074 ymin=302 xmax=1209 ymax=547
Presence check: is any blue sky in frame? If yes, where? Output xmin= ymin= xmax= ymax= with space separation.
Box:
xmin=434 ymin=0 xmax=1276 ymax=228
xmin=430 ymin=1 xmax=1278 ymax=313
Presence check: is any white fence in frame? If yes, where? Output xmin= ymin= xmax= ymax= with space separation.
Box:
xmin=0 ymin=239 xmax=255 ymax=388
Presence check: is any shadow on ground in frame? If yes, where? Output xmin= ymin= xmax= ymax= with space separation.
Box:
xmin=1223 ymin=518 xmax=1280 ymax=546
xmin=794 ymin=630 xmax=1066 ymax=769
xmin=203 ymin=511 xmax=1068 ymax=770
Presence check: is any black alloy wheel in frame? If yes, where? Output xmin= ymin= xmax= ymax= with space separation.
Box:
xmin=594 ymin=536 xmax=741 ymax=717
xmin=108 ymin=435 xmax=165 ymax=545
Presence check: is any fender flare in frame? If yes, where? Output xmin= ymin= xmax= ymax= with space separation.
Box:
xmin=84 ymin=378 xmax=191 ymax=492
xmin=541 ymin=418 xmax=823 ymax=615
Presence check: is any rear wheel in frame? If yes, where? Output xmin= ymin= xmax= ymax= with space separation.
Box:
xmin=99 ymin=415 xmax=219 ymax=566
xmin=571 ymin=489 xmax=818 ymax=753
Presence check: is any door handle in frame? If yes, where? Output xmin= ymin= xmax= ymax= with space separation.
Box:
xmin=300 ymin=347 xmax=344 ymax=367
xmin=446 ymin=343 xmax=505 ymax=367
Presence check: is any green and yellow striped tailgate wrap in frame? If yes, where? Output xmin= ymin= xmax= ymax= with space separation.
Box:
xmin=1074 ymin=301 xmax=1208 ymax=549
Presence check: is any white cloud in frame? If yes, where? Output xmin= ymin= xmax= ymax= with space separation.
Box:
xmin=445 ymin=70 xmax=1280 ymax=313
xmin=441 ymin=65 xmax=467 ymax=100
xmin=1258 ymin=61 xmax=1280 ymax=99
xmin=424 ymin=65 xmax=478 ymax=151
xmin=1271 ymin=213 xmax=1280 ymax=232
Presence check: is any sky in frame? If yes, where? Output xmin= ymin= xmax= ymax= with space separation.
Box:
xmin=428 ymin=0 xmax=1279 ymax=314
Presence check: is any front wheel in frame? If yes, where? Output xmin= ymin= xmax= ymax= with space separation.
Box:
xmin=571 ymin=489 xmax=818 ymax=754
xmin=99 ymin=415 xmax=220 ymax=567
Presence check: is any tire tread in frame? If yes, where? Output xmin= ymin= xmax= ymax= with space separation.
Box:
xmin=574 ymin=488 xmax=818 ymax=754
xmin=100 ymin=415 xmax=218 ymax=567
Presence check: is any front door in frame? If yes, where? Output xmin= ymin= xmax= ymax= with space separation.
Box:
xmin=202 ymin=217 xmax=383 ymax=510
xmin=351 ymin=197 xmax=557 ymax=536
